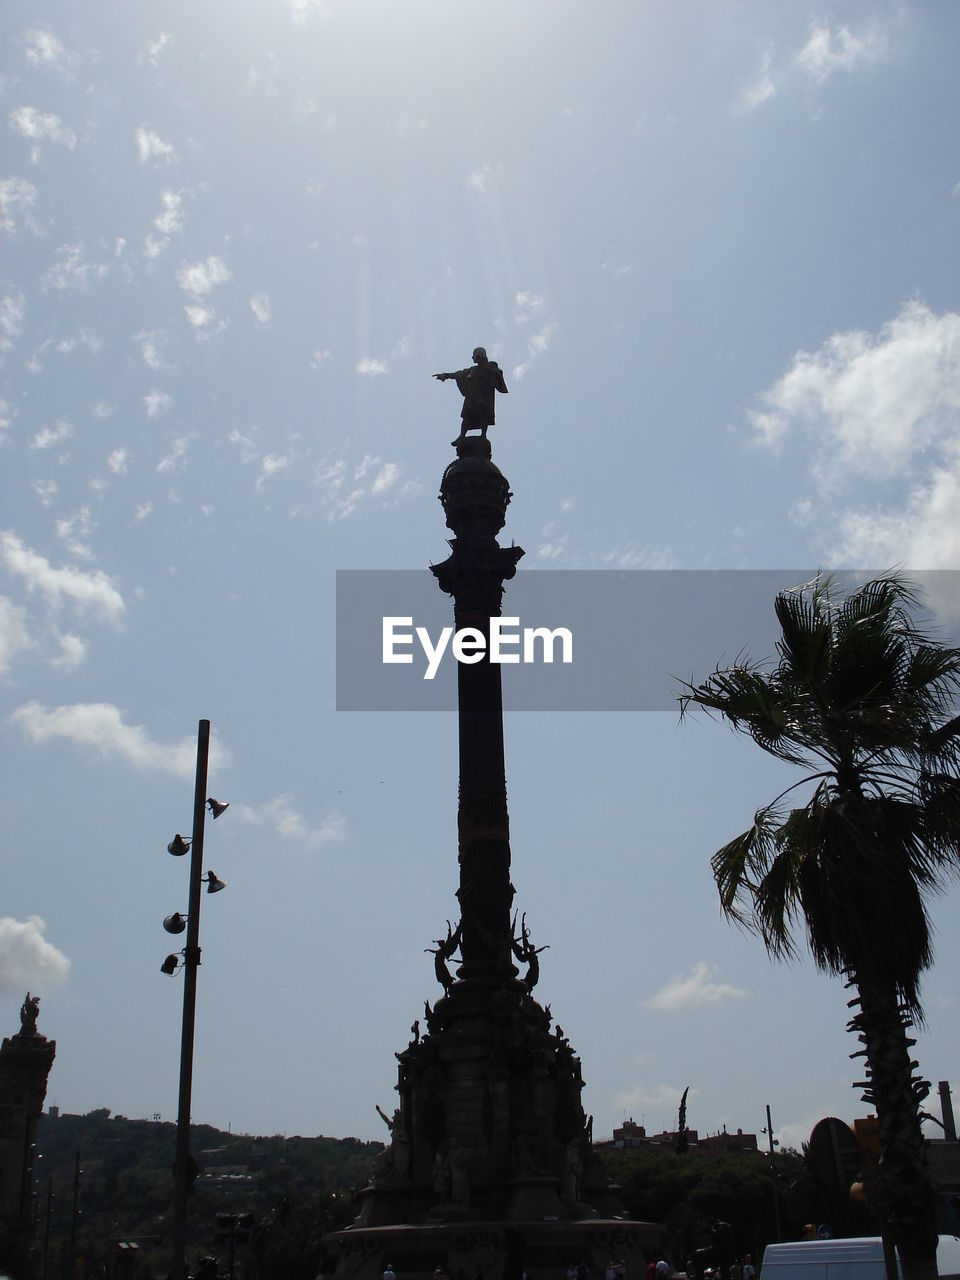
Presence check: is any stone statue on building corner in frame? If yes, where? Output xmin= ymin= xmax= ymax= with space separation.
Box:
xmin=19 ymin=992 xmax=40 ymax=1036
xmin=434 ymin=347 xmax=508 ymax=446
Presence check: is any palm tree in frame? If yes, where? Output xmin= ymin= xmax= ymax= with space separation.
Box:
xmin=679 ymin=574 xmax=960 ymax=1280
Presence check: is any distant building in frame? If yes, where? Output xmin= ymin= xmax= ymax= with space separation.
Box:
xmin=599 ymin=1119 xmax=757 ymax=1156
xmin=698 ymin=1127 xmax=758 ymax=1154
xmin=612 ymin=1118 xmax=648 ymax=1147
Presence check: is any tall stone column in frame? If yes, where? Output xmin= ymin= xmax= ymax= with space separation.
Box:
xmin=431 ymin=435 xmax=523 ymax=985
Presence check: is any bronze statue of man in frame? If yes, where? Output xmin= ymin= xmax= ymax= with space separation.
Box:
xmin=434 ymin=347 xmax=508 ymax=445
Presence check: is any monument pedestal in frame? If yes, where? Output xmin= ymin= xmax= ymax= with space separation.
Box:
xmin=330 ymin=1219 xmax=661 ymax=1280
xmin=0 ymin=1000 xmax=56 ymax=1269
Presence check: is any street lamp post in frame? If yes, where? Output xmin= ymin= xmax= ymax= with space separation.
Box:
xmin=763 ymin=1103 xmax=783 ymax=1242
xmin=166 ymin=719 xmax=229 ymax=1280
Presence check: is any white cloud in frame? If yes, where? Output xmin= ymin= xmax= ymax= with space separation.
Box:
xmin=42 ymin=243 xmax=109 ymax=292
xmin=249 ymin=292 xmax=272 ymax=325
xmin=0 ymin=289 xmax=25 ymax=353
xmin=371 ymin=462 xmax=400 ymax=495
xmin=154 ymin=189 xmax=183 ymax=236
xmin=233 ymin=794 xmax=346 ymax=847
xmin=832 ymin=452 xmax=960 ymax=570
xmin=135 ymin=330 xmax=168 ymax=370
xmin=396 ymin=114 xmax=429 ymax=138
xmin=737 ymin=48 xmax=776 ymax=111
xmin=313 ymin=457 xmax=361 ymax=519
xmin=795 ymin=20 xmax=885 ymax=83
xmin=55 ymin=329 xmax=101 ymax=356
xmin=289 ymin=0 xmax=327 ymax=21
xmin=258 ymin=453 xmax=289 ymax=485
xmin=24 ymin=27 xmax=76 ymax=75
xmin=466 ymin=164 xmax=494 ymax=195
xmin=0 ymin=597 xmax=29 ymax=675
xmin=750 ymin=301 xmax=960 ymax=477
xmin=30 ymin=419 xmax=73 ymax=451
xmin=9 ymin=105 xmax=77 ymax=148
xmin=0 ymin=532 xmax=124 ymax=617
xmin=0 ymin=916 xmax=70 ymax=995
xmin=310 ymin=348 xmax=332 ymax=369
xmin=51 ymin=632 xmax=86 ymax=670
xmin=600 ymin=259 xmax=634 ymax=279
xmin=184 ymin=303 xmax=215 ymax=329
xmin=157 ymin=437 xmax=187 ymax=472
xmin=228 ymin=428 xmax=259 ymax=464
xmin=107 ymin=449 xmax=127 ymax=474
xmin=0 ymin=176 xmax=39 ymax=233
xmin=143 ymin=389 xmax=173 ymax=419
xmin=356 ymin=356 xmax=389 ymax=377
xmin=56 ymin=508 xmax=95 ymax=557
xmin=8 ymin=702 xmax=226 ymax=777
xmin=514 ymin=291 xmax=545 ymax=323
xmin=614 ymin=1081 xmax=690 ymax=1116
xmin=32 ymin=480 xmax=59 ymax=507
xmin=312 ymin=453 xmax=416 ymax=519
xmin=645 ymin=961 xmax=749 ymax=1011
xmin=145 ymin=33 xmax=171 ymax=68
xmin=512 ymin=322 xmax=558 ymax=381
xmin=177 ymin=256 xmax=231 ymax=298
xmin=136 ymin=125 xmax=176 ymax=164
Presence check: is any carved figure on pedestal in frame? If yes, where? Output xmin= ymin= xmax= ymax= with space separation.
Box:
xmin=374 ymin=1105 xmax=411 ymax=1179
xmin=511 ymin=912 xmax=549 ymax=992
xmin=449 ymin=1142 xmax=470 ymax=1207
xmin=424 ymin=999 xmax=439 ymax=1034
xmin=19 ymin=992 xmax=39 ymax=1036
xmin=426 ymin=919 xmax=462 ymax=995
xmin=562 ymin=1140 xmax=583 ymax=1205
xmin=434 ymin=347 xmax=508 ymax=447
xmin=433 ymin=1151 xmax=451 ymax=1201
xmin=376 ymin=1104 xmax=399 ymax=1133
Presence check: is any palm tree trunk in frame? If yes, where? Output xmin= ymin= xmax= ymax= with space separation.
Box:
xmin=851 ymin=976 xmax=939 ymax=1280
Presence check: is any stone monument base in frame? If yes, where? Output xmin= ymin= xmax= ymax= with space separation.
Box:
xmin=327 ymin=1216 xmax=663 ymax=1280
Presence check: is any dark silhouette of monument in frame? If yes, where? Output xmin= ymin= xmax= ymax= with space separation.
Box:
xmin=328 ymin=357 xmax=660 ymax=1279
xmin=0 ymin=994 xmax=56 ymax=1269
xmin=434 ymin=347 xmax=509 ymax=447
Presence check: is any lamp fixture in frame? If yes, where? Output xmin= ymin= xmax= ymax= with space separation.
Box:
xmin=203 ymin=871 xmax=226 ymax=894
xmin=167 ymin=834 xmax=191 ymax=857
xmin=163 ymin=913 xmax=188 ymax=935
xmin=206 ymin=798 xmax=229 ymax=819
xmin=160 ymin=954 xmax=181 ymax=976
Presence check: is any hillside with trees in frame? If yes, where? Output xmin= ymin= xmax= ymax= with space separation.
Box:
xmin=31 ymin=1109 xmax=381 ymax=1279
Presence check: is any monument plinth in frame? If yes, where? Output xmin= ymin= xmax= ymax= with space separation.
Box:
xmin=0 ymin=995 xmax=56 ymax=1265
xmin=327 ymin=362 xmax=661 ymax=1280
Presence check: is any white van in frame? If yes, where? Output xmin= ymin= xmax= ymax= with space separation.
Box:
xmin=760 ymin=1235 xmax=960 ymax=1280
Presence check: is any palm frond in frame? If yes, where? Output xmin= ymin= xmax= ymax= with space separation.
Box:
xmin=710 ymin=804 xmax=781 ymax=928
xmin=774 ymin=584 xmax=832 ymax=688
xmin=679 ymin=666 xmax=809 ymax=765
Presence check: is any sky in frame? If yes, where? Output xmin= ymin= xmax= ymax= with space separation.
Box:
xmin=2 ymin=0 xmax=960 ymax=1155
